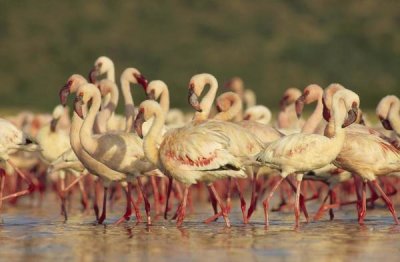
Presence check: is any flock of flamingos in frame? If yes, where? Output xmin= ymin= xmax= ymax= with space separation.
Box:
xmin=1 ymin=55 xmax=400 ymax=229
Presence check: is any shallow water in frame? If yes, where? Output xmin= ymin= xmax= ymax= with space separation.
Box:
xmin=1 ymin=197 xmax=400 ymax=262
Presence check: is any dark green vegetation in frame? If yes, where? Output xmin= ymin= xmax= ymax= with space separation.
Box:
xmin=0 ymin=0 xmax=399 ymax=112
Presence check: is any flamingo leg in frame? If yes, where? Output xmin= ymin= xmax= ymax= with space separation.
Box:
xmin=150 ymin=176 xmax=161 ymax=215
xmin=164 ymin=176 xmax=173 ymax=219
xmin=329 ymin=189 xmax=336 ymax=220
xmin=294 ymin=175 xmax=303 ymax=228
xmin=78 ymin=178 xmax=89 ymax=211
xmin=137 ymin=177 xmax=151 ymax=225
xmin=0 ymin=169 xmax=5 ymax=213
xmin=93 ymin=180 xmax=100 ymax=221
xmin=98 ymin=187 xmax=108 ymax=224
xmin=358 ymin=181 xmax=367 ymax=224
xmin=176 ymin=186 xmax=189 ymax=227
xmin=59 ymin=176 xmax=68 ymax=221
xmin=234 ymin=179 xmax=248 ymax=224
xmin=247 ymin=172 xmax=259 ymax=220
xmin=371 ymin=180 xmax=399 ymax=224
xmin=226 ymin=178 xmax=232 ymax=213
xmin=208 ymin=184 xmax=231 ymax=227
xmin=313 ymin=189 xmax=331 ymax=221
xmin=207 ymin=184 xmax=219 ymax=217
xmin=114 ymin=182 xmax=133 ymax=225
xmin=262 ymin=176 xmax=285 ymax=227
xmin=285 ymin=178 xmax=309 ymax=222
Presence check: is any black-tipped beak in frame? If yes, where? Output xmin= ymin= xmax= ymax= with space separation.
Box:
xmin=147 ymin=89 xmax=156 ymax=100
xmin=134 ymin=73 xmax=149 ymax=90
xmin=295 ymin=96 xmax=306 ymax=119
xmin=322 ymin=98 xmax=331 ymax=121
xmin=342 ymin=102 xmax=358 ymax=128
xmin=134 ymin=109 xmax=145 ymax=138
xmin=74 ymin=96 xmax=84 ymax=119
xmin=59 ymin=82 xmax=72 ymax=106
xmin=188 ymin=85 xmax=202 ymax=112
xmin=89 ymin=68 xmax=98 ymax=84
xmin=379 ymin=116 xmax=393 ymax=130
xmin=50 ymin=118 xmax=59 ymax=132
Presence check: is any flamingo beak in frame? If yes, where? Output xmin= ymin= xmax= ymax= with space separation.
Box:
xmin=188 ymin=84 xmax=202 ymax=112
xmin=243 ymin=114 xmax=251 ymax=120
xmin=295 ymin=93 xmax=308 ymax=118
xmin=279 ymin=95 xmax=289 ymax=111
xmin=50 ymin=118 xmax=59 ymax=132
xmin=379 ymin=116 xmax=393 ymax=130
xmin=342 ymin=102 xmax=358 ymax=128
xmin=88 ymin=68 xmax=98 ymax=84
xmin=134 ymin=73 xmax=149 ymax=90
xmin=134 ymin=109 xmax=145 ymax=138
xmin=59 ymin=81 xmax=72 ymax=106
xmin=74 ymin=96 xmax=84 ymax=119
xmin=322 ymin=98 xmax=331 ymax=121
xmin=147 ymin=89 xmax=156 ymax=100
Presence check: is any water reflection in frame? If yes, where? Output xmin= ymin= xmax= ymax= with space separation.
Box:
xmin=0 ymin=197 xmax=400 ymax=261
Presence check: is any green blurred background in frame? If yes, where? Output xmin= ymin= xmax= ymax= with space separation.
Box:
xmin=0 ymin=0 xmax=399 ymax=113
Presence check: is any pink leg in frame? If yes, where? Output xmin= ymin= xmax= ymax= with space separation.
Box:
xmin=313 ymin=189 xmax=331 ymax=221
xmin=371 ymin=180 xmax=399 ymax=224
xmin=294 ymin=178 xmax=303 ymax=228
xmin=207 ymin=184 xmax=219 ymax=217
xmin=0 ymin=169 xmax=5 ymax=212
xmin=226 ymin=178 xmax=232 ymax=213
xmin=176 ymin=186 xmax=190 ymax=226
xmin=262 ymin=176 xmax=285 ymax=227
xmin=137 ymin=177 xmax=151 ymax=225
xmin=164 ymin=176 xmax=173 ymax=219
xmin=114 ymin=182 xmax=133 ymax=225
xmin=208 ymin=184 xmax=231 ymax=227
xmin=247 ymin=172 xmax=259 ymax=220
xmin=151 ymin=176 xmax=161 ymax=215
xmin=286 ymin=178 xmax=309 ymax=222
xmin=329 ymin=189 xmax=336 ymax=220
xmin=59 ymin=177 xmax=68 ymax=221
xmin=93 ymin=180 xmax=100 ymax=221
xmin=98 ymin=187 xmax=108 ymax=224
xmin=78 ymin=179 xmax=89 ymax=211
xmin=358 ymin=181 xmax=367 ymax=224
xmin=234 ymin=179 xmax=248 ymax=224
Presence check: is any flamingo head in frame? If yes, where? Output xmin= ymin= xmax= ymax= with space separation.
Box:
xmin=74 ymin=92 xmax=84 ymax=119
xmin=134 ymin=108 xmax=145 ymax=138
xmin=134 ymin=72 xmax=148 ymax=90
xmin=378 ymin=115 xmax=393 ymax=130
xmin=146 ymin=80 xmax=167 ymax=100
xmin=342 ymin=101 xmax=359 ymax=128
xmin=188 ymin=82 xmax=202 ymax=112
xmin=279 ymin=87 xmax=302 ymax=111
xmin=295 ymin=90 xmax=309 ymax=118
xmin=224 ymin=77 xmax=243 ymax=94
xmin=59 ymin=80 xmax=73 ymax=107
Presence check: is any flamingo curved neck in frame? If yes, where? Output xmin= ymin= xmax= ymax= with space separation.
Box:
xmin=95 ymin=84 xmax=119 ymax=134
xmin=80 ymin=92 xmax=101 ymax=155
xmin=214 ymin=98 xmax=242 ymax=121
xmin=389 ymin=100 xmax=400 ymax=136
xmin=143 ymin=108 xmax=164 ymax=168
xmin=194 ymin=79 xmax=218 ymax=121
xmin=121 ymin=79 xmax=135 ymax=132
xmin=301 ymin=94 xmax=324 ymax=134
xmin=159 ymin=86 xmax=170 ymax=116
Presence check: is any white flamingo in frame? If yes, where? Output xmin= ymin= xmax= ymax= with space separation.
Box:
xmin=256 ymin=89 xmax=360 ymax=227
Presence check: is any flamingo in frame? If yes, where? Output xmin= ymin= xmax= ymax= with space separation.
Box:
xmin=134 ymin=98 xmax=263 ymax=227
xmin=323 ymin=90 xmax=400 ymax=224
xmin=376 ymin=95 xmax=400 ymax=145
xmin=89 ymin=56 xmax=115 ymax=109
xmin=224 ymin=76 xmax=256 ymax=110
xmin=214 ymin=92 xmax=312 ymax=222
xmin=75 ymin=83 xmax=156 ymax=225
xmin=0 ymin=118 xmax=41 ymax=213
xmin=243 ymin=105 xmax=272 ymax=125
xmin=277 ymin=87 xmax=304 ymax=132
xmin=59 ymin=76 xmax=132 ymax=224
xmin=256 ymin=89 xmax=360 ymax=227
